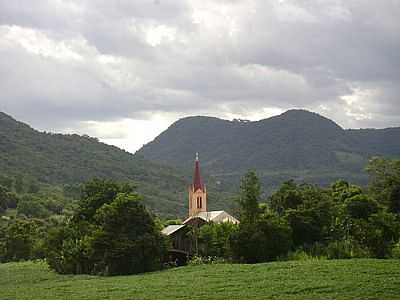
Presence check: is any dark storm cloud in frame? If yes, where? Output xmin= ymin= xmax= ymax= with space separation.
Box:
xmin=0 ymin=0 xmax=399 ymax=137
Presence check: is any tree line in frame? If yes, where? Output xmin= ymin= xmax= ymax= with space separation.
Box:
xmin=1 ymin=157 xmax=399 ymax=275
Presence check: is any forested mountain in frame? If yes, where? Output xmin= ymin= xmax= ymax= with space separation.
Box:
xmin=0 ymin=112 xmax=198 ymax=216
xmin=2 ymin=110 xmax=400 ymax=216
xmin=138 ymin=110 xmax=400 ymax=192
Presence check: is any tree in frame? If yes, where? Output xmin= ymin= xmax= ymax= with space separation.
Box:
xmin=90 ymin=193 xmax=167 ymax=275
xmin=0 ymin=218 xmax=45 ymax=262
xmin=269 ymin=182 xmax=335 ymax=249
xmin=238 ymin=170 xmax=261 ymax=224
xmin=367 ymin=158 xmax=400 ymax=213
xmin=0 ymin=186 xmax=8 ymax=214
xmin=17 ymin=195 xmax=50 ymax=219
xmin=344 ymin=195 xmax=378 ymax=220
xmin=331 ymin=180 xmax=363 ymax=203
xmin=198 ymin=222 xmax=238 ymax=258
xmin=0 ymin=175 xmax=13 ymax=190
xmin=45 ymin=179 xmax=166 ymax=276
xmin=27 ymin=180 xmax=40 ymax=194
xmin=0 ymin=185 xmax=17 ymax=213
xmin=230 ymin=215 xmax=292 ymax=263
xmin=269 ymin=180 xmax=303 ymax=215
xmin=15 ymin=175 xmax=24 ymax=194
xmin=76 ymin=178 xmax=134 ymax=222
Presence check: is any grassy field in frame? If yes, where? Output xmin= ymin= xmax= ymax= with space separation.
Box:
xmin=1 ymin=259 xmax=399 ymax=299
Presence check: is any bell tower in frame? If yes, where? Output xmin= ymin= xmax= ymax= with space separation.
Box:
xmin=188 ymin=153 xmax=207 ymax=216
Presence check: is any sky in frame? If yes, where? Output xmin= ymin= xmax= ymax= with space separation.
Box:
xmin=0 ymin=0 xmax=399 ymax=153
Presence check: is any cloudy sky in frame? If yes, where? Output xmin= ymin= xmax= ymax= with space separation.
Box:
xmin=0 ymin=0 xmax=399 ymax=153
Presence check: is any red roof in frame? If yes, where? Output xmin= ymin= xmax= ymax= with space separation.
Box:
xmin=192 ymin=155 xmax=204 ymax=191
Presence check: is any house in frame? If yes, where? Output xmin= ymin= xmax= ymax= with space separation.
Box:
xmin=162 ymin=153 xmax=239 ymax=262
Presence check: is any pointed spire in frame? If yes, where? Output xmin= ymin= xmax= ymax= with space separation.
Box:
xmin=192 ymin=152 xmax=203 ymax=191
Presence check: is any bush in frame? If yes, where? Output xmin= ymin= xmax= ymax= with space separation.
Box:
xmin=325 ymin=240 xmax=370 ymax=259
xmin=198 ymin=222 xmax=237 ymax=258
xmin=230 ymin=216 xmax=292 ymax=263
xmin=188 ymin=255 xmax=226 ymax=266
xmin=286 ymin=249 xmax=326 ymax=261
xmin=392 ymin=243 xmax=400 ymax=259
xmin=0 ymin=218 xmax=46 ymax=262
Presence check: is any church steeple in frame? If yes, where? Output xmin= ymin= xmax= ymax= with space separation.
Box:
xmin=192 ymin=152 xmax=204 ymax=192
xmin=188 ymin=153 xmax=207 ymax=216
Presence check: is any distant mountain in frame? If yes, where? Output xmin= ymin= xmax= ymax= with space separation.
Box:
xmin=0 ymin=112 xmax=193 ymax=216
xmin=137 ymin=110 xmax=400 ymax=192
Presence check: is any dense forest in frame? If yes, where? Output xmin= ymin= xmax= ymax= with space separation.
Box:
xmin=0 ymin=112 xmax=232 ymax=216
xmin=1 ymin=158 xmax=399 ymax=276
xmin=1 ymin=110 xmax=399 ymax=277
xmin=138 ymin=110 xmax=400 ymax=193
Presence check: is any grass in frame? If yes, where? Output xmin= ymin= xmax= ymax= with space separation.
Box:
xmin=1 ymin=259 xmax=400 ymax=299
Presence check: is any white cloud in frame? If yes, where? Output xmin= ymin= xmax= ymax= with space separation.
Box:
xmin=0 ymin=0 xmax=399 ymax=152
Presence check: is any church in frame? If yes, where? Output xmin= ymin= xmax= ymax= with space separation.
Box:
xmin=162 ymin=153 xmax=239 ymax=258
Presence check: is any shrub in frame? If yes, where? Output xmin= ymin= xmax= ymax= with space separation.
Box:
xmin=392 ymin=243 xmax=400 ymax=259
xmin=286 ymin=249 xmax=326 ymax=261
xmin=230 ymin=217 xmax=292 ymax=263
xmin=325 ymin=240 xmax=370 ymax=259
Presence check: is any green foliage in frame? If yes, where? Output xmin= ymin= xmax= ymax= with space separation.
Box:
xmin=77 ymin=178 xmax=134 ymax=222
xmin=392 ymin=242 xmax=400 ymax=259
xmin=344 ymin=195 xmax=378 ymax=219
xmin=15 ymin=175 xmax=24 ymax=194
xmin=269 ymin=182 xmax=335 ymax=249
xmin=325 ymin=239 xmax=370 ymax=259
xmin=0 ymin=112 xmax=195 ymax=216
xmin=0 ymin=218 xmax=46 ymax=262
xmin=0 ymin=185 xmax=17 ymax=214
xmin=238 ymin=170 xmax=261 ymax=223
xmin=269 ymin=180 xmax=303 ymax=215
xmin=188 ymin=255 xmax=226 ymax=265
xmin=45 ymin=179 xmax=167 ymax=276
xmin=90 ymin=193 xmax=167 ymax=275
xmin=286 ymin=249 xmax=326 ymax=261
xmin=17 ymin=195 xmax=51 ymax=219
xmin=0 ymin=175 xmax=13 ymax=190
xmin=363 ymin=212 xmax=400 ymax=258
xmin=198 ymin=222 xmax=237 ymax=258
xmin=230 ymin=215 xmax=292 ymax=263
xmin=367 ymin=157 xmax=400 ymax=213
xmin=331 ymin=179 xmax=363 ymax=203
xmin=138 ymin=110 xmax=400 ymax=196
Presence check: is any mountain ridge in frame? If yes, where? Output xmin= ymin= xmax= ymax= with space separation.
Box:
xmin=138 ymin=110 xmax=400 ymax=191
xmin=0 ymin=111 xmax=192 ymax=216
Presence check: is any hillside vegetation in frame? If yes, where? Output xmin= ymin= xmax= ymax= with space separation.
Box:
xmin=0 ymin=112 xmax=191 ymax=216
xmin=1 ymin=259 xmax=399 ymax=300
xmin=138 ymin=110 xmax=400 ymax=192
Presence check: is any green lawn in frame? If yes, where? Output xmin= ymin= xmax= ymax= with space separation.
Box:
xmin=1 ymin=259 xmax=399 ymax=299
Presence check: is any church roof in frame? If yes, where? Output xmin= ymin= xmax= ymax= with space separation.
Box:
xmin=192 ymin=153 xmax=204 ymax=191
xmin=183 ymin=210 xmax=240 ymax=225
xmin=161 ymin=224 xmax=186 ymax=236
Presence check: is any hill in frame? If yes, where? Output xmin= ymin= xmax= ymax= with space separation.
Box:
xmin=1 ymin=259 xmax=399 ymax=299
xmin=0 ymin=112 xmax=192 ymax=216
xmin=138 ymin=110 xmax=400 ymax=193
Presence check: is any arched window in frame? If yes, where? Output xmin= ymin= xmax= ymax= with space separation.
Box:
xmin=199 ymin=196 xmax=202 ymax=208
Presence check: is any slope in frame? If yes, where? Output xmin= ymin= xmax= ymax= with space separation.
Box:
xmin=0 ymin=112 xmax=189 ymax=216
xmin=138 ymin=110 xmax=400 ymax=192
xmin=1 ymin=260 xmax=399 ymax=300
